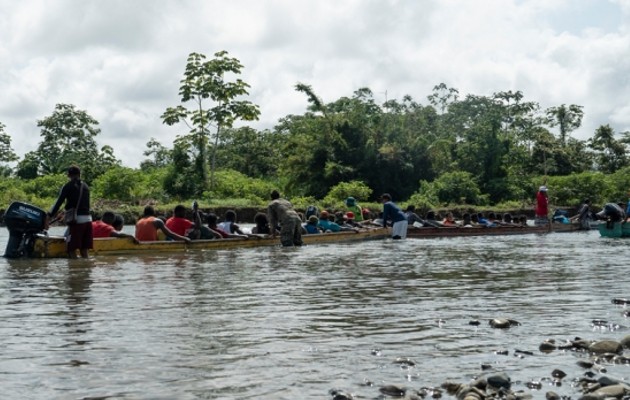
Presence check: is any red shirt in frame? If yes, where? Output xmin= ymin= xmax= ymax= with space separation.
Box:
xmin=165 ymin=217 xmax=193 ymax=236
xmin=535 ymin=191 xmax=548 ymax=217
xmin=92 ymin=220 xmax=115 ymax=238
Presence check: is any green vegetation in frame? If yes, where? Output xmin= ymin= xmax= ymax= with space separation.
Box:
xmin=1 ymin=52 xmax=630 ymax=219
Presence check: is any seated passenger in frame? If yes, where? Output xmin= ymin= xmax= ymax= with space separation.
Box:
xmin=477 ymin=212 xmax=491 ymax=226
xmin=165 ymin=204 xmax=196 ymax=237
xmin=200 ymin=213 xmax=247 ymax=239
xmin=424 ymin=211 xmax=443 ymax=227
xmin=317 ymin=211 xmax=358 ymax=232
xmin=112 ymin=213 xmax=125 ymax=231
xmin=486 ymin=212 xmax=501 ymax=227
xmin=442 ymin=212 xmax=457 ymax=226
xmin=405 ymin=205 xmax=425 ymax=226
xmin=518 ymin=215 xmax=528 ymax=226
xmin=345 ymin=197 xmax=364 ymax=222
xmin=92 ymin=211 xmax=137 ymax=241
xmin=303 ymin=215 xmax=321 ymax=234
xmin=501 ymin=213 xmax=520 ymax=226
xmin=461 ymin=213 xmax=474 ymax=227
xmin=304 ymin=205 xmax=319 ymax=220
xmin=252 ymin=212 xmax=273 ymax=234
xmin=135 ymin=206 xmax=191 ymax=242
xmin=344 ymin=212 xmax=362 ymax=228
xmin=218 ymin=210 xmax=248 ymax=235
xmin=552 ymin=209 xmax=570 ymax=224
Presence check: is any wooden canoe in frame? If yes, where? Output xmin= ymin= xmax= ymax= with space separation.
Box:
xmin=30 ymin=228 xmax=389 ymax=258
xmin=406 ymin=224 xmax=550 ymax=238
xmin=551 ymin=221 xmax=599 ymax=232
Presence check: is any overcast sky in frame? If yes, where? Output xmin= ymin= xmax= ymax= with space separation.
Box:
xmin=1 ymin=0 xmax=629 ymax=167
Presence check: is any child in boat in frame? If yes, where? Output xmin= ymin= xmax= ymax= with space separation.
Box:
xmin=303 ymin=215 xmax=321 ymax=234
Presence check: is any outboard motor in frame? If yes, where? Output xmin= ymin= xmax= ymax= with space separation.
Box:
xmin=3 ymin=201 xmax=47 ymax=258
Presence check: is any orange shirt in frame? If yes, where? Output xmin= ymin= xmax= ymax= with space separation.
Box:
xmin=136 ymin=217 xmax=158 ymax=241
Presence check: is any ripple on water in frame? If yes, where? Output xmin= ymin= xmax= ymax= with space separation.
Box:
xmin=1 ymin=229 xmax=629 ymax=399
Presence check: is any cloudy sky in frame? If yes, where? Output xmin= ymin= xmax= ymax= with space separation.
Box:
xmin=1 ymin=0 xmax=629 ymax=167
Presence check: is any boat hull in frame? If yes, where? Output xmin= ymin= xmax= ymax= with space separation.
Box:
xmin=30 ymin=228 xmax=389 ymax=258
xmin=599 ymin=222 xmax=630 ymax=238
xmin=407 ymin=224 xmax=550 ymax=238
xmin=551 ymin=221 xmax=599 ymax=232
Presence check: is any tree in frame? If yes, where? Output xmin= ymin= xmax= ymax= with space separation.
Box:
xmin=162 ymin=51 xmax=260 ymax=191
xmin=215 ymin=127 xmax=279 ymax=178
xmin=427 ymin=83 xmax=459 ymax=114
xmin=0 ymin=122 xmax=18 ymax=176
xmin=17 ymin=104 xmax=120 ymax=180
xmin=545 ymin=104 xmax=584 ymax=146
xmin=589 ymin=124 xmax=628 ymax=173
xmin=140 ymin=138 xmax=172 ymax=171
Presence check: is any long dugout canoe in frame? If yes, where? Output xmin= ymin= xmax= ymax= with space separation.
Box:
xmin=30 ymin=227 xmax=390 ymax=258
xmin=406 ymin=224 xmax=550 ymax=238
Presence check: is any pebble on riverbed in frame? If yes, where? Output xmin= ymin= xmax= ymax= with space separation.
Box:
xmin=488 ymin=318 xmax=521 ymax=329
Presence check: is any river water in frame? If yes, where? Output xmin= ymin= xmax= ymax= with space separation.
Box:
xmin=1 ymin=228 xmax=629 ymax=399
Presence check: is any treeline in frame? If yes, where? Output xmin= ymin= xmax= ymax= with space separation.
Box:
xmin=1 ymin=52 xmax=629 ymax=213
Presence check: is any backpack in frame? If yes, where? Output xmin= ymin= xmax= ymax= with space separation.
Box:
xmin=305 ymin=205 xmax=319 ymax=219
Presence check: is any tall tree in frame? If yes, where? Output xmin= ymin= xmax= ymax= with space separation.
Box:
xmin=162 ymin=51 xmax=260 ymax=191
xmin=427 ymin=83 xmax=459 ymax=115
xmin=0 ymin=122 xmax=18 ymax=176
xmin=140 ymin=138 xmax=172 ymax=171
xmin=216 ymin=127 xmax=279 ymax=178
xmin=17 ymin=104 xmax=119 ymax=180
xmin=589 ymin=124 xmax=627 ymax=173
xmin=545 ymin=104 xmax=584 ymax=146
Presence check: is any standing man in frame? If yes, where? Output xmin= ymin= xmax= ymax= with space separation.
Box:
xmin=49 ymin=165 xmax=92 ymax=258
xmin=380 ymin=193 xmax=408 ymax=239
xmin=267 ymin=190 xmax=303 ymax=246
xmin=535 ymin=185 xmax=549 ymax=225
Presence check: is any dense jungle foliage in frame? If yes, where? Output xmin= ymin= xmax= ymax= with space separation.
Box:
xmin=1 ymin=52 xmax=630 ymax=216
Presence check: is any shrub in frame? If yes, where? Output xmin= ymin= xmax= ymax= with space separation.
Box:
xmin=21 ymin=174 xmax=67 ymax=200
xmin=322 ymin=181 xmax=372 ymax=207
xmin=92 ymin=166 xmax=145 ymax=202
xmin=205 ymin=169 xmax=276 ymax=204
xmin=545 ymin=172 xmax=612 ymax=207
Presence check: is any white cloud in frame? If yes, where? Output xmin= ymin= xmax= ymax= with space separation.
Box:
xmin=1 ymin=0 xmax=629 ymax=167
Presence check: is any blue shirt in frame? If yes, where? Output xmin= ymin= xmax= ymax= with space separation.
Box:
xmin=382 ymin=201 xmax=407 ymax=226
xmin=303 ymin=223 xmax=320 ymax=234
xmin=317 ymin=219 xmax=341 ymax=232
